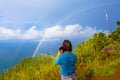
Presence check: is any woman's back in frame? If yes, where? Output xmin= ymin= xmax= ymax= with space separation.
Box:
xmin=55 ymin=52 xmax=76 ymax=76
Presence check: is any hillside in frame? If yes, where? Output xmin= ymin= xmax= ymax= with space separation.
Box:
xmin=0 ymin=21 xmax=120 ymax=80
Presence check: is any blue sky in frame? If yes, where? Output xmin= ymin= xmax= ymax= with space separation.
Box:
xmin=0 ymin=0 xmax=120 ymax=41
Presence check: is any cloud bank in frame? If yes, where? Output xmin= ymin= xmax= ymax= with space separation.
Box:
xmin=0 ymin=24 xmax=109 ymax=41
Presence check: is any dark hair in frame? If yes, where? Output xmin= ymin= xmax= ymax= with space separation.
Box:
xmin=61 ymin=40 xmax=72 ymax=52
xmin=59 ymin=46 xmax=63 ymax=51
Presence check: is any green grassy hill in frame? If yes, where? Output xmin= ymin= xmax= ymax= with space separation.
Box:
xmin=0 ymin=55 xmax=60 ymax=80
xmin=0 ymin=21 xmax=120 ymax=80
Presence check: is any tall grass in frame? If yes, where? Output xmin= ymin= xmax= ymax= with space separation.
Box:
xmin=0 ymin=49 xmax=120 ymax=80
xmin=0 ymin=55 xmax=60 ymax=80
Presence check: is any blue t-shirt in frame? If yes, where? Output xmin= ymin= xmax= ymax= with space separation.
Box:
xmin=55 ymin=52 xmax=76 ymax=76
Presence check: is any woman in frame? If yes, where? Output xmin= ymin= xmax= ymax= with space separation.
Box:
xmin=55 ymin=40 xmax=76 ymax=80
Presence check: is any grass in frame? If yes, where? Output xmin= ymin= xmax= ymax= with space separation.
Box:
xmin=0 ymin=49 xmax=120 ymax=80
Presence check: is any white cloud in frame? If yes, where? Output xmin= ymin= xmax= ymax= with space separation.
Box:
xmin=0 ymin=27 xmax=21 ymax=40
xmin=43 ymin=24 xmax=109 ymax=41
xmin=0 ymin=24 xmax=109 ymax=41
xmin=0 ymin=26 xmax=43 ymax=40
xmin=23 ymin=26 xmax=43 ymax=40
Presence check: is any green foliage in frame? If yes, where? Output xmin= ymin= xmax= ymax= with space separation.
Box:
xmin=1 ymin=23 xmax=120 ymax=80
xmin=84 ymin=68 xmax=94 ymax=77
xmin=116 ymin=20 xmax=120 ymax=26
xmin=92 ymin=32 xmax=108 ymax=51
xmin=0 ymin=55 xmax=60 ymax=80
xmin=108 ymin=23 xmax=120 ymax=43
xmin=73 ymin=25 xmax=120 ymax=79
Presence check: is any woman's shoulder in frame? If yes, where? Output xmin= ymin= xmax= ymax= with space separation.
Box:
xmin=63 ymin=52 xmax=76 ymax=56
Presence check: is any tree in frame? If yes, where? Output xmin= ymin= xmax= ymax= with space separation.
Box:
xmin=92 ymin=32 xmax=107 ymax=51
xmin=108 ymin=21 xmax=120 ymax=43
xmin=116 ymin=20 xmax=120 ymax=26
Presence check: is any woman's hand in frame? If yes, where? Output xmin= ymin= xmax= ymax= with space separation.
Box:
xmin=57 ymin=50 xmax=61 ymax=57
xmin=57 ymin=50 xmax=62 ymax=57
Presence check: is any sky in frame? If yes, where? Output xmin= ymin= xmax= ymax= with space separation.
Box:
xmin=0 ymin=0 xmax=120 ymax=42
xmin=1 ymin=0 xmax=120 ymax=72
